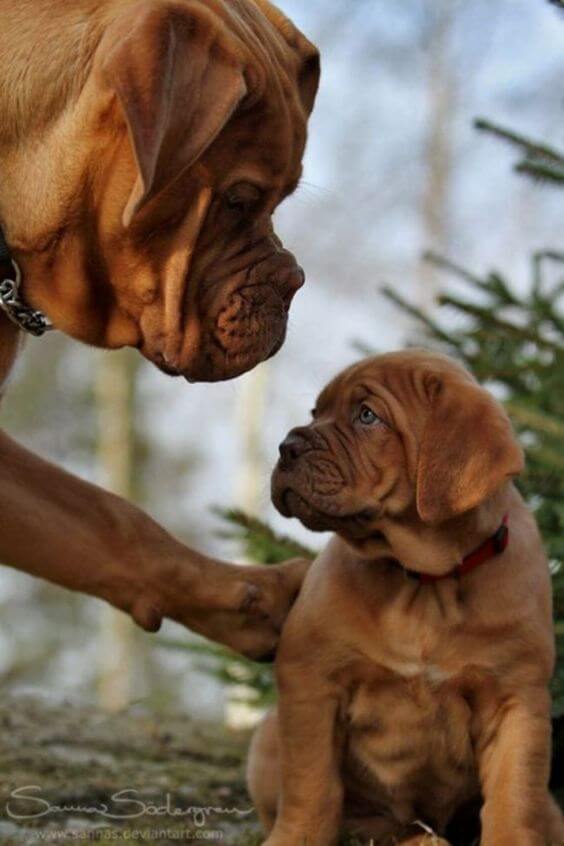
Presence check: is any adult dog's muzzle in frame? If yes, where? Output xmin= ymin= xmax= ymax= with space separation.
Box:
xmin=188 ymin=249 xmax=305 ymax=382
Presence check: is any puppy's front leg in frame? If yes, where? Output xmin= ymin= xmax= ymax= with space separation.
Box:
xmin=263 ymin=656 xmax=344 ymax=846
xmin=475 ymin=687 xmax=561 ymax=846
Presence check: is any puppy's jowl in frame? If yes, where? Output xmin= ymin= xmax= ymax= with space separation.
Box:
xmin=248 ymin=350 xmax=563 ymax=846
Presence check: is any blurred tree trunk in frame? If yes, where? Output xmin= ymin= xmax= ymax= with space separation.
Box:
xmin=227 ymin=363 xmax=270 ymax=729
xmin=419 ymin=0 xmax=456 ymax=311
xmin=95 ymin=350 xmax=140 ymax=712
xmin=235 ymin=364 xmax=270 ymax=519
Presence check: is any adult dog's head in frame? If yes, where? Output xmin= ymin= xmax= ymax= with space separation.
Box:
xmin=272 ymin=351 xmax=524 ymax=549
xmin=8 ymin=0 xmax=319 ymax=382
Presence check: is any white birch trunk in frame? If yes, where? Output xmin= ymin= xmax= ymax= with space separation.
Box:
xmin=420 ymin=0 xmax=456 ymax=312
xmin=95 ymin=351 xmax=138 ymax=712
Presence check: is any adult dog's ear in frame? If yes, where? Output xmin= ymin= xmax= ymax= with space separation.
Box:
xmin=297 ymin=46 xmax=320 ymax=117
xmin=100 ymin=0 xmax=247 ymax=227
xmin=416 ymin=376 xmax=524 ymax=525
xmin=254 ymin=1 xmax=320 ymax=116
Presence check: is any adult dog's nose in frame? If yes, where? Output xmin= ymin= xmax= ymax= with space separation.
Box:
xmin=278 ymin=428 xmax=311 ymax=469
xmin=275 ymin=264 xmax=305 ymax=308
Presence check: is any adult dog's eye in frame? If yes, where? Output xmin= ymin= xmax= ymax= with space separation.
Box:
xmin=224 ymin=182 xmax=262 ymax=214
xmin=358 ymin=405 xmax=381 ymax=426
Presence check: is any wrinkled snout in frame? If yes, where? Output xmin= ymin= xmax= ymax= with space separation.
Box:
xmin=183 ymin=244 xmax=305 ymax=382
xmin=278 ymin=427 xmax=312 ymax=470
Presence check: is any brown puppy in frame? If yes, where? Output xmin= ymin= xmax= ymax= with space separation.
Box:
xmin=248 ymin=351 xmax=563 ymax=845
xmin=0 ymin=0 xmax=318 ymax=658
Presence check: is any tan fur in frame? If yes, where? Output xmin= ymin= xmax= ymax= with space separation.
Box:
xmin=0 ymin=0 xmax=318 ymax=658
xmin=248 ymin=351 xmax=563 ymax=845
xmin=0 ymin=0 xmax=319 ymax=375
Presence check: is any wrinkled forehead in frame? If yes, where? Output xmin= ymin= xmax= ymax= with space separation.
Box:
xmin=205 ymin=102 xmax=305 ymax=193
xmin=200 ymin=0 xmax=308 ymax=189
xmin=315 ymin=352 xmax=475 ymax=413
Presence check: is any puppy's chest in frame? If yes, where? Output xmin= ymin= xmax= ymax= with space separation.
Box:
xmin=342 ymin=669 xmax=478 ymax=827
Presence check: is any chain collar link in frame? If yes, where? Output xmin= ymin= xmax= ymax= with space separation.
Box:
xmin=0 ymin=260 xmax=53 ymax=337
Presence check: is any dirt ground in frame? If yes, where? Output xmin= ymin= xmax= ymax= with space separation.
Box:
xmin=0 ymin=695 xmax=262 ymax=846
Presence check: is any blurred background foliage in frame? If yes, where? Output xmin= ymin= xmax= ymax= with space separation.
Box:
xmin=1 ymin=0 xmax=564 ymax=730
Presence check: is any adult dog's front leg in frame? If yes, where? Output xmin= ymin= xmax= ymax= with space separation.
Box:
xmin=263 ymin=656 xmax=344 ymax=846
xmin=0 ymin=430 xmax=309 ymax=659
xmin=475 ymin=688 xmax=562 ymax=846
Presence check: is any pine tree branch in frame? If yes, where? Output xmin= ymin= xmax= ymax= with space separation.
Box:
xmin=156 ymin=637 xmax=276 ymax=705
xmin=505 ymin=403 xmax=564 ymax=439
xmin=474 ymin=118 xmax=564 ymax=165
xmin=353 ymin=340 xmax=377 ymax=357
xmin=516 ymin=160 xmax=564 ymax=185
xmin=381 ymin=286 xmax=461 ymax=347
xmin=423 ymin=250 xmax=487 ymax=287
xmin=213 ymin=507 xmax=316 ymax=563
xmin=437 ymin=295 xmax=563 ymax=352
xmin=527 ymin=447 xmax=564 ymax=473
xmin=532 ymin=250 xmax=564 ymax=297
xmin=424 ymin=252 xmax=518 ymax=305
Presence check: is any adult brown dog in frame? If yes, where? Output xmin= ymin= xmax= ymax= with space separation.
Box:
xmin=0 ymin=0 xmax=318 ymax=658
xmin=248 ymin=351 xmax=563 ymax=844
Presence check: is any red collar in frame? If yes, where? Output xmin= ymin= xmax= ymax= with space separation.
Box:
xmin=417 ymin=515 xmax=509 ymax=585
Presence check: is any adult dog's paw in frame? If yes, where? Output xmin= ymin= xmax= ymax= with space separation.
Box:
xmin=165 ymin=557 xmax=311 ymax=661
xmin=243 ymin=558 xmax=310 ymax=625
xmin=229 ymin=558 xmax=311 ymax=660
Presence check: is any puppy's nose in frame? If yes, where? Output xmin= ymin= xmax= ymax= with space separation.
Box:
xmin=278 ymin=428 xmax=310 ymax=469
xmin=275 ymin=265 xmax=305 ymax=308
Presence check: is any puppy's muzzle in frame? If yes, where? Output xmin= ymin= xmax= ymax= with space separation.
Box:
xmin=278 ymin=427 xmax=312 ymax=471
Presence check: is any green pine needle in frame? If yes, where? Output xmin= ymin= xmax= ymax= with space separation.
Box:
xmin=213 ymin=507 xmax=316 ymax=564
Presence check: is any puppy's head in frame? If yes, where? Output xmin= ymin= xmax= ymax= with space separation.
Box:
xmin=20 ymin=0 xmax=319 ymax=382
xmin=271 ymin=351 xmax=524 ymax=546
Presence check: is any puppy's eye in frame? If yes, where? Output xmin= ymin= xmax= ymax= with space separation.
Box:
xmin=224 ymin=182 xmax=263 ymax=214
xmin=358 ymin=405 xmax=382 ymax=426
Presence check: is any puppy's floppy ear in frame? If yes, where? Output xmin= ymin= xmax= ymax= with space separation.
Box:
xmin=416 ymin=376 xmax=524 ymax=525
xmin=100 ymin=0 xmax=247 ymax=227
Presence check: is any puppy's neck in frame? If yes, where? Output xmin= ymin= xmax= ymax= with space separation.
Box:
xmin=350 ymin=484 xmax=516 ymax=578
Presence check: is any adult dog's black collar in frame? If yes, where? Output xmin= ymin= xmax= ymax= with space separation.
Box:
xmin=0 ymin=227 xmax=53 ymax=337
